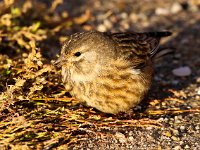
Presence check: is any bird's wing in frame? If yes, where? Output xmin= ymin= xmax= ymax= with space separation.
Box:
xmin=107 ymin=31 xmax=172 ymax=57
xmin=105 ymin=32 xmax=172 ymax=68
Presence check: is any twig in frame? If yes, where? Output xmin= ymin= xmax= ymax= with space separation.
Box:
xmin=31 ymin=97 xmax=74 ymax=102
xmin=147 ymin=108 xmax=200 ymax=115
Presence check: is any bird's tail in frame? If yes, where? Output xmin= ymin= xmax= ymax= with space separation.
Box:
xmin=146 ymin=31 xmax=174 ymax=61
xmin=152 ymin=47 xmax=175 ymax=62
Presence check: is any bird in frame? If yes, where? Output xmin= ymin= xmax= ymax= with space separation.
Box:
xmin=54 ymin=30 xmax=172 ymax=114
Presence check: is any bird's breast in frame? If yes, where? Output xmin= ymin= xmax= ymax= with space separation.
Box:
xmin=70 ymin=64 xmax=152 ymax=114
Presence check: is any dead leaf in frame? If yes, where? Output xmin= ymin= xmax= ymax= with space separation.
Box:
xmin=74 ymin=10 xmax=91 ymax=24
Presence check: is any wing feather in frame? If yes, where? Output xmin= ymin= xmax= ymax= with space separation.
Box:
xmin=105 ymin=31 xmax=172 ymax=69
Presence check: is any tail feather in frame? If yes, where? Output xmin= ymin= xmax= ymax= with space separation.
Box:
xmin=146 ymin=31 xmax=172 ymax=56
xmin=152 ymin=47 xmax=175 ymax=61
xmin=144 ymin=31 xmax=172 ymax=38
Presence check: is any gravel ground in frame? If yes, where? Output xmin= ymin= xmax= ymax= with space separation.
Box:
xmin=0 ymin=0 xmax=200 ymax=149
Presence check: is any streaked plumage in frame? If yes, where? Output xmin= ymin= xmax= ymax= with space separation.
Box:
xmin=55 ymin=30 xmax=172 ymax=114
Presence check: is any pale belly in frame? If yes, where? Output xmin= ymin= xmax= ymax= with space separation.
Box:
xmin=70 ymin=71 xmax=152 ymax=114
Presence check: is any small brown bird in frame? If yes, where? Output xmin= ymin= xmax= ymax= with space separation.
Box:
xmin=55 ymin=30 xmax=172 ymax=114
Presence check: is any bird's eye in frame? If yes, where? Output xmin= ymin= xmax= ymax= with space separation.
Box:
xmin=74 ymin=52 xmax=81 ymax=57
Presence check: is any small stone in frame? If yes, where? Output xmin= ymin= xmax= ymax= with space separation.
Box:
xmin=22 ymin=53 xmax=28 ymax=57
xmin=103 ymin=20 xmax=112 ymax=29
xmin=178 ymin=115 xmax=182 ymax=120
xmin=173 ymin=60 xmax=179 ymax=64
xmin=174 ymin=53 xmax=181 ymax=58
xmin=171 ymin=136 xmax=178 ymax=141
xmin=154 ymin=75 xmax=161 ymax=81
xmin=115 ymin=132 xmax=126 ymax=143
xmin=129 ymin=131 xmax=133 ymax=136
xmin=184 ymin=145 xmax=190 ymax=149
xmin=180 ymin=141 xmax=184 ymax=145
xmin=155 ymin=8 xmax=169 ymax=15
xmin=173 ymin=145 xmax=181 ymax=150
xmin=146 ymin=126 xmax=153 ymax=130
xmin=172 ymin=66 xmax=191 ymax=77
xmin=173 ymin=129 xmax=179 ymax=135
xmin=195 ymin=95 xmax=200 ymax=101
xmin=171 ymin=3 xmax=182 ymax=14
xmin=97 ymin=24 xmax=106 ymax=32
xmin=128 ymin=136 xmax=134 ymax=141
xmin=174 ymin=119 xmax=181 ymax=124
xmin=164 ymin=118 xmax=169 ymax=122
xmin=96 ymin=14 xmax=105 ymax=21
xmin=172 ymin=80 xmax=179 ymax=85
xmin=180 ymin=125 xmax=185 ymax=131
xmin=189 ymin=5 xmax=199 ymax=12
xmin=197 ymin=87 xmax=200 ymax=95
xmin=174 ymin=116 xmax=181 ymax=123
xmin=195 ymin=125 xmax=199 ymax=130
xmin=37 ymin=60 xmax=43 ymax=67
xmin=129 ymin=13 xmax=138 ymax=22
xmin=120 ymin=12 xmax=128 ymax=19
xmin=134 ymin=105 xmax=142 ymax=110
xmin=163 ymin=131 xmax=172 ymax=137
xmin=161 ymin=102 xmax=166 ymax=106
xmin=36 ymin=52 xmax=42 ymax=58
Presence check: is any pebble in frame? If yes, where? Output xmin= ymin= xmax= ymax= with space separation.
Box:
xmin=180 ymin=126 xmax=185 ymax=131
xmin=97 ymin=24 xmax=107 ymax=32
xmin=196 ymin=77 xmax=200 ymax=82
xmin=163 ymin=131 xmax=172 ymax=137
xmin=164 ymin=118 xmax=169 ymax=122
xmin=189 ymin=4 xmax=199 ymax=12
xmin=197 ymin=87 xmax=200 ymax=95
xmin=120 ymin=20 xmax=129 ymax=29
xmin=174 ymin=53 xmax=181 ymax=58
xmin=174 ymin=116 xmax=181 ymax=123
xmin=172 ymin=129 xmax=179 ymax=135
xmin=96 ymin=13 xmax=106 ymax=21
xmin=172 ymin=80 xmax=179 ymax=85
xmin=172 ymin=66 xmax=192 ymax=77
xmin=115 ymin=132 xmax=126 ymax=143
xmin=171 ymin=136 xmax=178 ymax=141
xmin=146 ymin=126 xmax=153 ymax=130
xmin=129 ymin=131 xmax=133 ymax=136
xmin=173 ymin=145 xmax=182 ymax=150
xmin=128 ymin=136 xmax=134 ymax=141
xmin=173 ymin=60 xmax=179 ymax=64
xmin=184 ymin=145 xmax=190 ymax=149
xmin=195 ymin=125 xmax=199 ymax=131
xmin=22 ymin=53 xmax=28 ymax=57
xmin=195 ymin=95 xmax=200 ymax=101
xmin=129 ymin=13 xmax=138 ymax=22
xmin=161 ymin=102 xmax=166 ymax=106
xmin=103 ymin=20 xmax=112 ymax=29
xmin=120 ymin=12 xmax=128 ymax=19
xmin=171 ymin=3 xmax=182 ymax=14
xmin=134 ymin=105 xmax=142 ymax=110
xmin=155 ymin=8 xmax=169 ymax=15
xmin=180 ymin=141 xmax=184 ymax=145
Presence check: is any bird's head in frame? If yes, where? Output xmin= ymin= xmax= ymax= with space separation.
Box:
xmin=55 ymin=31 xmax=116 ymax=82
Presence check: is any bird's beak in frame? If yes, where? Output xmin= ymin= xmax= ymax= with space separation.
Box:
xmin=53 ymin=56 xmax=65 ymax=68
